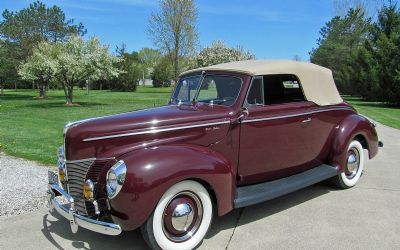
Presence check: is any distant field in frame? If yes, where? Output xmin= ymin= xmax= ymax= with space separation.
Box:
xmin=0 ymin=87 xmax=172 ymax=165
xmin=343 ymin=96 xmax=400 ymax=130
xmin=0 ymin=89 xmax=398 ymax=165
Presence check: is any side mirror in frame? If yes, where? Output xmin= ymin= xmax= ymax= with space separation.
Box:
xmin=236 ymin=108 xmax=249 ymax=122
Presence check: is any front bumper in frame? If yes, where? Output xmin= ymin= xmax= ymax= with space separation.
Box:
xmin=47 ymin=183 xmax=122 ymax=236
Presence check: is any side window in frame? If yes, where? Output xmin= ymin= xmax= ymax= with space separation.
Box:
xmin=246 ymin=77 xmax=263 ymax=105
xmin=263 ymin=74 xmax=305 ymax=104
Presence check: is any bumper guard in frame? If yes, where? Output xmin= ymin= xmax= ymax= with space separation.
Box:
xmin=47 ymin=183 xmax=122 ymax=236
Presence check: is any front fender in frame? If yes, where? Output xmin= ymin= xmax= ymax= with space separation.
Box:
xmin=329 ymin=114 xmax=378 ymax=172
xmin=108 ymin=144 xmax=235 ymax=231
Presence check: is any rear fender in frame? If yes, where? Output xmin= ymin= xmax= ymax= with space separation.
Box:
xmin=109 ymin=144 xmax=235 ymax=231
xmin=329 ymin=114 xmax=378 ymax=172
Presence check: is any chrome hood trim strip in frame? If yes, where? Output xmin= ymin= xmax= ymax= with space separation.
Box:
xmin=65 ymin=157 xmax=115 ymax=164
xmin=83 ymin=120 xmax=231 ymax=142
xmin=242 ymin=107 xmax=353 ymax=123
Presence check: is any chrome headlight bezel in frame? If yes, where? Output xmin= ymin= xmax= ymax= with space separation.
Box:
xmin=106 ymin=160 xmax=127 ymax=199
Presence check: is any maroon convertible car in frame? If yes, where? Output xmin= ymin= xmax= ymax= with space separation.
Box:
xmin=47 ymin=60 xmax=382 ymax=249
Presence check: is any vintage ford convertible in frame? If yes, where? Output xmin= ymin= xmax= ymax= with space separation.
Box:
xmin=47 ymin=60 xmax=382 ymax=249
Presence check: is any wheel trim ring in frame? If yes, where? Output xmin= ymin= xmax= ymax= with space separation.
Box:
xmin=346 ymin=147 xmax=360 ymax=179
xmin=162 ymin=191 xmax=203 ymax=243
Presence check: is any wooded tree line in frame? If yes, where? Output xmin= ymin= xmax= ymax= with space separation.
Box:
xmin=310 ymin=2 xmax=400 ymax=106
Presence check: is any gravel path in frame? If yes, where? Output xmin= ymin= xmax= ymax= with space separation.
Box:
xmin=0 ymin=152 xmax=54 ymax=217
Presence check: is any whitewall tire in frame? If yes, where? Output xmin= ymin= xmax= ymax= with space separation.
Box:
xmin=141 ymin=180 xmax=213 ymax=250
xmin=334 ymin=140 xmax=365 ymax=188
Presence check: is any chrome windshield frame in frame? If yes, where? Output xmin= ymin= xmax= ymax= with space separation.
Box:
xmin=171 ymin=72 xmax=243 ymax=107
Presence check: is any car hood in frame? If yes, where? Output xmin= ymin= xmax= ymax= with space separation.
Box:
xmin=65 ymin=104 xmax=234 ymax=160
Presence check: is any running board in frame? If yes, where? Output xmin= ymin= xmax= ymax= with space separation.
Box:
xmin=234 ymin=164 xmax=338 ymax=208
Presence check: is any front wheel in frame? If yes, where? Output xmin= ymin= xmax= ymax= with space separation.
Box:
xmin=333 ymin=140 xmax=365 ymax=189
xmin=141 ymin=180 xmax=213 ymax=250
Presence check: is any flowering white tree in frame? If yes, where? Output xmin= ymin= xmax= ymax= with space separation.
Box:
xmin=19 ymin=36 xmax=121 ymax=104
xmin=18 ymin=42 xmax=59 ymax=98
xmin=196 ymin=40 xmax=255 ymax=67
xmin=55 ymin=36 xmax=121 ymax=104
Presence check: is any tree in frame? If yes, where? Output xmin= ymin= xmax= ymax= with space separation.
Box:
xmin=152 ymin=56 xmax=174 ymax=87
xmin=0 ymin=42 xmax=19 ymax=92
xmin=148 ymin=0 xmax=198 ymax=78
xmin=352 ymin=3 xmax=400 ymax=105
xmin=109 ymin=46 xmax=143 ymax=91
xmin=196 ymin=40 xmax=255 ymax=67
xmin=0 ymin=1 xmax=86 ymax=89
xmin=310 ymin=8 xmax=371 ymax=93
xmin=19 ymin=36 xmax=121 ymax=104
xmin=0 ymin=1 xmax=86 ymax=57
xmin=138 ymin=47 xmax=162 ymax=80
xmin=18 ymin=42 xmax=58 ymax=98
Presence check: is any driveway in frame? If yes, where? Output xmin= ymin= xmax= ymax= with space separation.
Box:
xmin=1 ymin=123 xmax=399 ymax=250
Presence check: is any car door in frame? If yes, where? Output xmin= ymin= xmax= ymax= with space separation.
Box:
xmin=238 ymin=75 xmax=317 ymax=185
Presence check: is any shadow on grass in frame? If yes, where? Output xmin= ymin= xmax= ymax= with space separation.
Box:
xmin=0 ymin=94 xmax=38 ymax=100
xmin=349 ymin=101 xmax=400 ymax=109
xmin=25 ymin=101 xmax=109 ymax=109
xmin=344 ymin=96 xmax=400 ymax=109
xmin=137 ymin=89 xmax=173 ymax=94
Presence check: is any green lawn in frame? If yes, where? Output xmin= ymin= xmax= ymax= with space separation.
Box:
xmin=0 ymin=86 xmax=172 ymax=165
xmin=344 ymin=96 xmax=400 ymax=130
xmin=0 ymin=89 xmax=398 ymax=166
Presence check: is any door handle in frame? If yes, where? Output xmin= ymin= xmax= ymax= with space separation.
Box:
xmin=302 ymin=118 xmax=312 ymax=123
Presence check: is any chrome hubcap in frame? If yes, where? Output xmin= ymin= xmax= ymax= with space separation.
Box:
xmin=162 ymin=192 xmax=203 ymax=242
xmin=346 ymin=148 xmax=360 ymax=179
xmin=172 ymin=203 xmax=194 ymax=231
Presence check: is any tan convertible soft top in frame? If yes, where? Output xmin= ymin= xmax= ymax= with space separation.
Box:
xmin=181 ymin=60 xmax=343 ymax=106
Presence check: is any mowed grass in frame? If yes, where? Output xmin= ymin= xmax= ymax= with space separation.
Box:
xmin=343 ymin=96 xmax=400 ymax=129
xmin=0 ymin=86 xmax=172 ymax=165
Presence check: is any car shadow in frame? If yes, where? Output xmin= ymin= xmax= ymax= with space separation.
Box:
xmin=206 ymin=182 xmax=337 ymax=239
xmin=41 ymin=182 xmax=338 ymax=249
xmin=42 ymin=213 xmax=149 ymax=250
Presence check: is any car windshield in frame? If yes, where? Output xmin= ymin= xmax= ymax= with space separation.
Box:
xmin=171 ymin=75 xmax=242 ymax=106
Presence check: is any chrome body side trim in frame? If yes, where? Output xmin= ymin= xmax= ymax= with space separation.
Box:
xmin=47 ymin=183 xmax=122 ymax=236
xmin=242 ymin=107 xmax=353 ymax=124
xmin=83 ymin=120 xmax=231 ymax=142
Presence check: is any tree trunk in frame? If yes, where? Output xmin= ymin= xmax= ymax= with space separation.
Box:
xmin=61 ymin=83 xmax=68 ymax=104
xmin=173 ymin=52 xmax=179 ymax=78
xmin=66 ymin=85 xmax=74 ymax=105
xmin=32 ymin=81 xmax=35 ymax=90
xmin=39 ymin=83 xmax=46 ymax=98
xmin=14 ymin=82 xmax=17 ymax=90
xmin=0 ymin=85 xmax=3 ymax=96
xmin=100 ymin=82 xmax=103 ymax=90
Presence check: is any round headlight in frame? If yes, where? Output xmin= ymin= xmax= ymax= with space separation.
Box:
xmin=106 ymin=160 xmax=126 ymax=199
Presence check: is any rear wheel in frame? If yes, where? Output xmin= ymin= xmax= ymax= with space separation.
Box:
xmin=141 ymin=180 xmax=213 ymax=250
xmin=333 ymin=140 xmax=365 ymax=189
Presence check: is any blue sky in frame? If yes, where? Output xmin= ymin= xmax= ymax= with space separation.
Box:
xmin=1 ymin=0 xmax=358 ymax=61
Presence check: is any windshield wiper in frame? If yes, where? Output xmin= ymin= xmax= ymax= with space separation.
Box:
xmin=192 ymin=70 xmax=206 ymax=103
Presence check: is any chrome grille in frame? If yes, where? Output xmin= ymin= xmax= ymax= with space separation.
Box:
xmin=84 ymin=159 xmax=112 ymax=215
xmin=66 ymin=160 xmax=94 ymax=215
